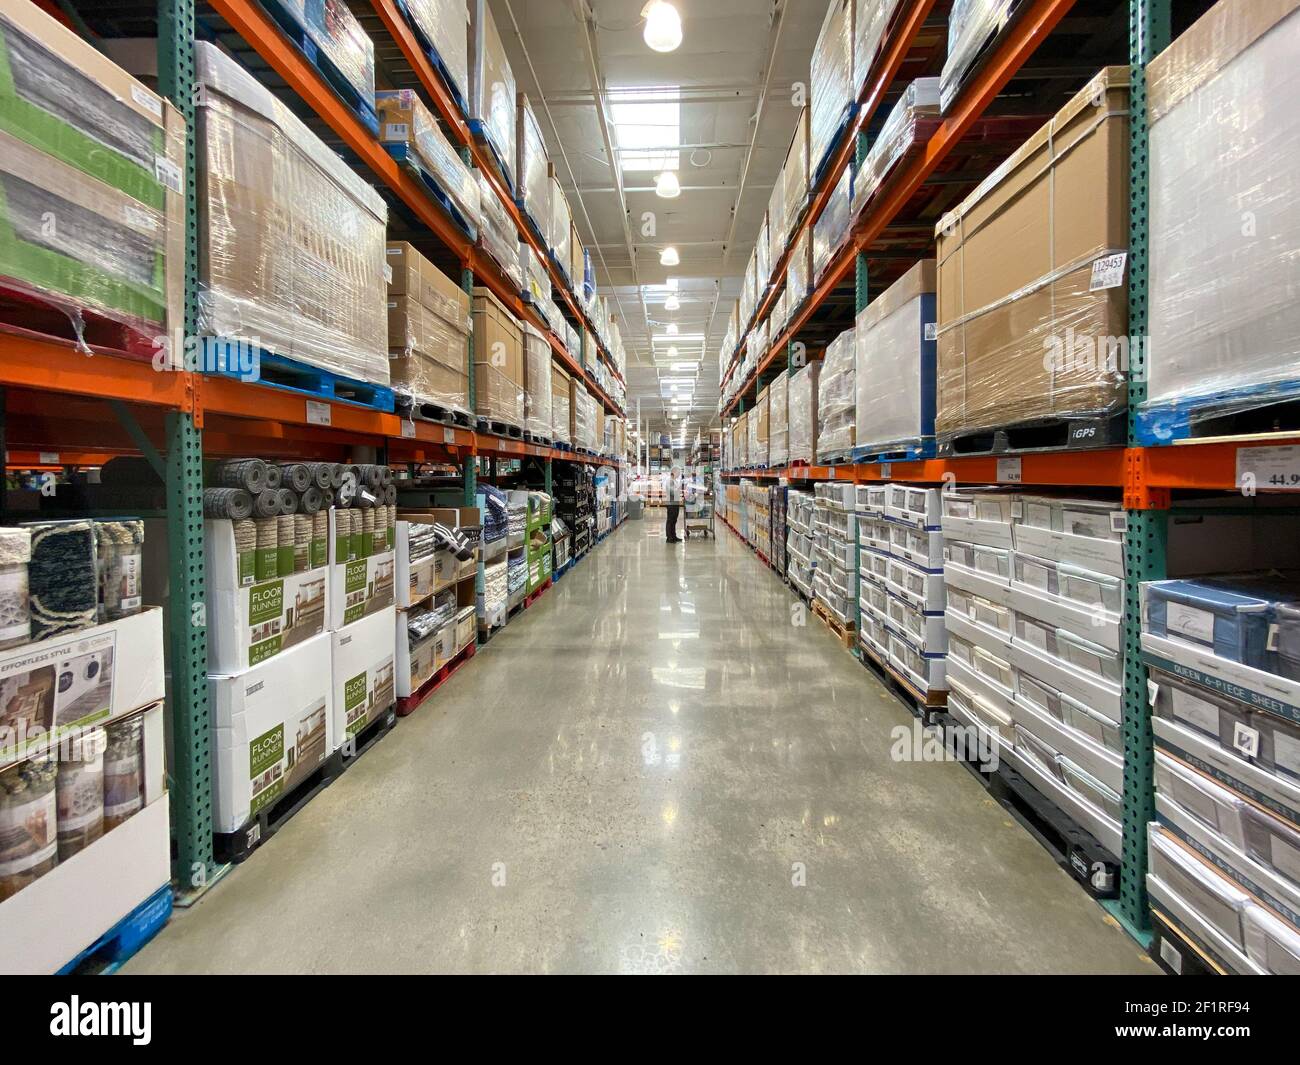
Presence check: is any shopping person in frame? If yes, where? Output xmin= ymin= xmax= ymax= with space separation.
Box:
xmin=662 ymin=467 xmax=683 ymax=543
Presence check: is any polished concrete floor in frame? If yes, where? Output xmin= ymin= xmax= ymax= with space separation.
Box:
xmin=127 ymin=514 xmax=1154 ymax=974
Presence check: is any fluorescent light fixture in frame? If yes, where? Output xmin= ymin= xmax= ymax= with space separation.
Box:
xmin=671 ymin=362 xmax=698 ymax=372
xmin=666 ymin=323 xmax=678 ymax=336
xmin=664 ymin=293 xmax=680 ymax=311
xmin=655 ymin=171 xmax=681 ymax=198
xmin=660 ymin=246 xmax=680 ymax=267
xmin=666 ymin=346 xmax=678 ymax=358
xmin=641 ymin=1 xmax=683 ymax=52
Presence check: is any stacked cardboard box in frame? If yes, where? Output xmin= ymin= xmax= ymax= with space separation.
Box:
xmin=854 ymin=262 xmax=937 ymax=455
xmin=1 ymin=6 xmax=184 ymax=354
xmin=934 ymin=68 xmax=1129 ymax=444
xmin=552 ymin=363 xmax=572 ymax=445
xmin=786 ymin=490 xmax=816 ymax=597
xmin=858 ymin=484 xmax=947 ymax=694
xmin=377 ymin=90 xmax=478 ymax=227
xmin=386 ymin=243 xmax=471 ymax=414
xmin=768 ymin=370 xmax=790 ymax=467
xmin=788 ymin=361 xmax=821 ymax=465
xmin=472 ymin=287 xmax=524 ymax=428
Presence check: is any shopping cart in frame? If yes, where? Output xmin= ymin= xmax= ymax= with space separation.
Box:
xmin=683 ymin=494 xmax=714 ymax=539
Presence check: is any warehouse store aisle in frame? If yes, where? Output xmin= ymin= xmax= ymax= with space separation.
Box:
xmin=127 ymin=517 xmax=1151 ymax=974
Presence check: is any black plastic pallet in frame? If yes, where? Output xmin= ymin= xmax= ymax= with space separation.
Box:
xmin=936 ymin=713 xmax=1120 ymax=900
xmin=937 ymin=410 xmax=1127 ymax=457
xmin=477 ymin=416 xmax=523 ymax=439
xmin=1148 ymin=906 xmax=1227 ymax=976
xmin=523 ymin=431 xmax=553 ymax=447
xmin=332 ymin=705 xmax=398 ymax=775
xmin=398 ymin=400 xmax=473 ymax=428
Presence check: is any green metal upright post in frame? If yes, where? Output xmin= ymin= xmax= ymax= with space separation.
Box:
xmin=159 ymin=0 xmax=215 ymax=891
xmin=462 ymin=257 xmax=477 ymax=507
xmin=1114 ymin=0 xmax=1171 ymax=940
xmin=545 ymin=457 xmax=553 ymax=495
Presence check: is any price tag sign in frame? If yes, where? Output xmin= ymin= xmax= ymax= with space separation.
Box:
xmin=996 ymin=457 xmax=1023 ymax=483
xmin=305 ymin=400 xmax=331 ymax=426
xmin=880 ymin=463 xmax=891 ymax=479
xmin=1233 ymin=721 xmax=1261 ymax=759
xmin=443 ymin=427 xmax=457 ymax=445
xmin=1236 ymin=445 xmax=1300 ymax=491
xmin=1089 ymin=252 xmax=1127 ymax=291
xmin=39 ymin=451 xmax=60 ymax=464
xmin=400 ymin=420 xmax=415 ymax=438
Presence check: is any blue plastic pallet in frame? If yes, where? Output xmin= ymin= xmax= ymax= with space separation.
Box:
xmin=1134 ymin=381 xmax=1300 ymax=446
xmin=383 ymin=143 xmax=478 ymax=241
xmin=393 ymin=0 xmax=470 ymax=116
xmin=515 ymin=201 xmax=549 ymax=246
xmin=851 ymin=438 xmax=937 ymax=464
xmin=468 ymin=120 xmax=515 ymax=196
xmin=58 ymin=884 xmax=171 ymax=974
xmin=259 ymin=0 xmax=379 ymax=136
xmin=201 ymin=340 xmax=397 ymax=412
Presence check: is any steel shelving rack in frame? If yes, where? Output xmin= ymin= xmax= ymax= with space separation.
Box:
xmin=718 ymin=0 xmax=1300 ymax=949
xmin=0 ymin=0 xmax=629 ymax=896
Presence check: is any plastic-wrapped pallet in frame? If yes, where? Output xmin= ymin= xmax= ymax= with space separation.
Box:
xmin=809 ymin=0 xmax=854 ymax=179
xmin=750 ymin=390 xmax=769 ymax=468
xmin=768 ymin=370 xmax=789 ymax=467
xmin=756 ymin=215 xmax=771 ymax=293
xmin=783 ymin=107 xmax=811 ymax=239
xmin=192 ymin=42 xmax=388 ymax=385
xmin=788 ymin=361 xmax=821 ymax=465
xmin=401 ymin=0 xmax=469 ymax=108
xmin=934 ymin=68 xmax=1130 ymax=445
xmin=549 ymin=169 xmax=572 ymax=276
xmin=516 ymin=93 xmax=550 ymax=232
xmin=812 ymin=481 xmax=857 ymax=628
xmin=3 ymin=9 xmax=185 ymax=357
xmin=854 ymin=0 xmax=903 ymax=97
xmin=816 ymin=328 xmax=856 ymax=461
xmin=787 ymin=228 xmax=813 ymax=311
xmin=574 ymin=389 xmax=598 ymax=451
xmin=768 ymin=179 xmax=786 ymax=271
xmin=522 ymin=323 xmax=553 ymax=438
xmin=476 ymin=170 xmax=522 ymax=289
xmin=519 ymin=241 xmax=549 ymax=304
xmin=386 ymin=245 xmax=472 ymax=414
xmin=851 ymin=78 xmax=940 ymax=219
xmin=376 ymin=90 xmax=479 ymax=226
xmin=939 ymin=0 xmax=1018 ymax=113
xmin=813 ymin=166 xmax=852 ymax=280
xmin=854 ymin=261 xmax=937 ymax=456
xmin=279 ymin=0 xmax=374 ymax=105
xmin=469 ymin=0 xmax=517 ymax=187
xmin=1139 ymin=0 xmax=1300 ymax=438
xmin=740 ymin=256 xmax=756 ymax=332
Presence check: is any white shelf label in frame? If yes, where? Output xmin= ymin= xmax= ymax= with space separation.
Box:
xmin=443 ymin=427 xmax=457 ymax=445
xmin=306 ymin=400 xmax=331 ymax=426
xmin=39 ymin=451 xmax=59 ymax=464
xmin=400 ymin=420 xmax=415 ymax=438
xmin=996 ymin=457 xmax=1022 ymax=483
xmin=1235 ymin=445 xmax=1300 ymax=491
xmin=880 ymin=463 xmax=891 ymax=478
xmin=1233 ymin=721 xmax=1261 ymax=759
xmin=924 ymin=322 xmax=938 ymax=341
xmin=154 ymin=155 xmax=183 ymax=194
xmin=1089 ymin=252 xmax=1127 ymax=291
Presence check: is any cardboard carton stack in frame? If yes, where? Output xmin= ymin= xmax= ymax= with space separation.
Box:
xmin=472 ymin=287 xmax=525 ymax=429
xmin=386 ymin=242 xmax=471 ymax=416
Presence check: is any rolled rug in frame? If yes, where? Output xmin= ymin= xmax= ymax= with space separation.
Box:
xmin=252 ymin=490 xmax=282 ymax=518
xmin=300 ymin=485 xmax=324 ymax=514
xmin=329 ymin=463 xmax=344 ymax=489
xmin=363 ymin=465 xmax=385 ymax=491
xmin=211 ymin=458 xmax=268 ymax=495
xmin=203 ymin=487 xmax=254 ymax=520
xmin=0 ymin=527 xmax=32 ymax=650
xmin=279 ymin=463 xmax=312 ymax=494
xmin=95 ymin=519 xmax=144 ymax=622
xmin=381 ymin=466 xmax=394 ymax=488
xmin=307 ymin=462 xmax=332 ymax=490
xmin=384 ymin=484 xmax=397 ymax=505
xmin=263 ymin=464 xmax=282 ymax=492
xmin=278 ymin=488 xmax=299 ymax=515
xmin=23 ymin=520 xmax=98 ymax=640
xmin=323 ymin=488 xmax=336 ymax=509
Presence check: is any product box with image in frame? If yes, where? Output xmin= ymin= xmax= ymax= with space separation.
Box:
xmin=331 ymin=606 xmax=397 ymax=743
xmin=327 ymin=509 xmax=395 ymax=629
xmin=210 ymin=633 xmax=333 ymax=837
xmin=205 ymin=520 xmax=328 ymax=673
xmin=0 ymin=608 xmax=163 ymax=768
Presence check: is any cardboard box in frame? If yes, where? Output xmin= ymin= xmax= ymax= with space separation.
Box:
xmin=552 ymin=363 xmax=572 ymax=442
xmin=935 ymin=68 xmax=1130 ymax=438
xmin=0 ymin=609 xmax=165 ymax=768
xmin=331 ymin=607 xmax=397 ymax=743
xmin=388 ymin=293 xmax=470 ymax=410
xmin=0 ymin=702 xmax=168 ymax=974
xmin=205 ymin=521 xmax=328 ymax=673
xmin=327 ymin=510 xmax=395 ymax=629
xmin=472 ymin=286 xmax=524 ymax=426
xmin=210 ymin=634 xmax=333 ymax=833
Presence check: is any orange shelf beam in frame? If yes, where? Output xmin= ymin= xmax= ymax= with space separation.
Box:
xmin=0 ymin=334 xmax=191 ymax=409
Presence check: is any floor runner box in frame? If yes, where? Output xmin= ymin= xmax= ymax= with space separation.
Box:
xmin=332 ymin=607 xmax=397 ymax=741
xmin=210 ymin=633 xmax=334 ymax=835
xmin=0 ymin=609 xmax=167 ymax=974
xmin=205 ymin=520 xmax=329 ymax=672
xmin=328 ymin=509 xmax=395 ymax=629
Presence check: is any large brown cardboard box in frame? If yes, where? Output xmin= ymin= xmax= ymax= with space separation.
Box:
xmin=934 ymin=67 xmax=1129 ymax=440
xmin=385 ymin=242 xmax=423 ymax=300
xmin=387 ymin=295 xmax=470 ymax=410
xmin=472 ymin=286 xmax=524 ymax=426
xmin=551 ymin=364 xmax=571 ymax=443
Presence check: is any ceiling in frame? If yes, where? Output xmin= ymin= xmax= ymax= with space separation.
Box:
xmin=489 ymin=0 xmax=826 ymax=447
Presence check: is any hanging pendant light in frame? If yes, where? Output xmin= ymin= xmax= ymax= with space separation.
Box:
xmin=641 ymin=1 xmax=683 ymax=53
xmin=664 ymin=293 xmax=680 ymax=311
xmin=660 ymin=246 xmax=680 ymax=267
xmin=666 ymin=323 xmax=679 ymax=336
xmin=654 ymin=170 xmax=681 ymax=199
